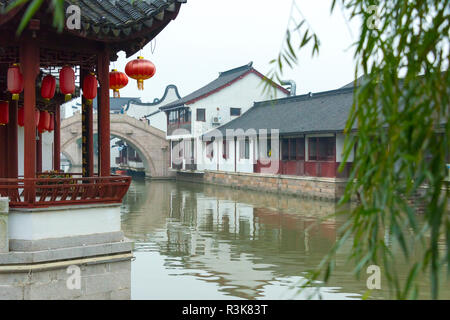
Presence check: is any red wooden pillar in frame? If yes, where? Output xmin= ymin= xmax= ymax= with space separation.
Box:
xmin=53 ymin=106 xmax=60 ymax=171
xmin=0 ymin=125 xmax=6 ymax=178
xmin=7 ymin=100 xmax=18 ymax=178
xmin=20 ymin=36 xmax=39 ymax=203
xmin=87 ymin=96 xmax=94 ymax=176
xmin=97 ymin=48 xmax=110 ymax=177
xmin=80 ymin=70 xmax=94 ymax=177
xmin=36 ymin=132 xmax=42 ymax=173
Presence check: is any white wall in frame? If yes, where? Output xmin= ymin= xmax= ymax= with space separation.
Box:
xmin=168 ymin=72 xmax=288 ymax=141
xmin=126 ymin=86 xmax=181 ymax=133
xmin=9 ymin=205 xmax=121 ymax=241
xmin=111 ymin=137 xmax=120 ymax=167
xmin=146 ymin=111 xmax=167 ymax=132
xmin=18 ymin=127 xmax=55 ymax=175
xmin=41 ymin=131 xmax=53 ymax=172
xmin=336 ymin=133 xmax=355 ymax=162
xmin=168 ymin=72 xmax=288 ymax=169
xmin=197 ymin=137 xmax=256 ymax=173
xmin=18 ymin=126 xmax=24 ymax=176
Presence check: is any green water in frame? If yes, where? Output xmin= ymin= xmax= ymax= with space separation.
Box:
xmin=121 ymin=180 xmax=449 ymax=300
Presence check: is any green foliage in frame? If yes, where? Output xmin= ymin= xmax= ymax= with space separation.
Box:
xmin=5 ymin=0 xmax=65 ymax=35
xmin=271 ymin=0 xmax=449 ymax=299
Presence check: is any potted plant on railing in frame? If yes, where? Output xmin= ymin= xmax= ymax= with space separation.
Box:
xmin=36 ymin=171 xmax=76 ymax=197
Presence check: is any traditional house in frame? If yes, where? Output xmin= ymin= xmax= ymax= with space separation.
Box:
xmin=125 ymin=84 xmax=182 ymax=132
xmin=160 ymin=62 xmax=290 ymax=170
xmin=202 ymin=85 xmax=357 ymax=178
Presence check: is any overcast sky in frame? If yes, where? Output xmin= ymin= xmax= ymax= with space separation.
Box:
xmin=112 ymin=0 xmax=360 ymax=102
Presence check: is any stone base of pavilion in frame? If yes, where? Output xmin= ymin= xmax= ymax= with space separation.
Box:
xmin=0 ymin=199 xmax=132 ymax=300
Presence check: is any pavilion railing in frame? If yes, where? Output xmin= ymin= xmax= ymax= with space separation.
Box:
xmin=0 ymin=174 xmax=131 ymax=208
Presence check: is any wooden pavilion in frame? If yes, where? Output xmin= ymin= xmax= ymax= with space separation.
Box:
xmin=0 ymin=0 xmax=185 ymax=208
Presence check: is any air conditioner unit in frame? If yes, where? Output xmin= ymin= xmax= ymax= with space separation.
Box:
xmin=212 ymin=116 xmax=221 ymax=125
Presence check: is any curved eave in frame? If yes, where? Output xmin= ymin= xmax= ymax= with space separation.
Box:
xmin=0 ymin=0 xmax=185 ymax=58
xmin=63 ymin=1 xmax=184 ymax=57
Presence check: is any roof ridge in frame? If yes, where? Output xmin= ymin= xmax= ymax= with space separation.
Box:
xmin=219 ymin=62 xmax=253 ymax=77
xmin=254 ymin=86 xmax=355 ymax=108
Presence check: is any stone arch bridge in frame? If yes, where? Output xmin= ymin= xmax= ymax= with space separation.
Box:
xmin=61 ymin=113 xmax=170 ymax=178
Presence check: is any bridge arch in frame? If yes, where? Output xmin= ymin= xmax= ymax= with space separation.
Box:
xmin=60 ymin=113 xmax=170 ymax=178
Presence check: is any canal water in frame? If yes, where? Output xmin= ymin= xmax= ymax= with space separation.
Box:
xmin=121 ymin=180 xmax=450 ymax=300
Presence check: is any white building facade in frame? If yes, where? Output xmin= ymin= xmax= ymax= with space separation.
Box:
xmin=161 ymin=62 xmax=290 ymax=172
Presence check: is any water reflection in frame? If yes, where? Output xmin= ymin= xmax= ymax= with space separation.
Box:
xmin=121 ymin=180 xmax=449 ymax=300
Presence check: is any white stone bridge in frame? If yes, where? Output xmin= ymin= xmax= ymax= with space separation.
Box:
xmin=61 ymin=113 xmax=170 ymax=178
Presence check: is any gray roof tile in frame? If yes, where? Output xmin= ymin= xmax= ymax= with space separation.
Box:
xmin=204 ymin=87 xmax=357 ymax=138
xmin=160 ymin=62 xmax=256 ymax=110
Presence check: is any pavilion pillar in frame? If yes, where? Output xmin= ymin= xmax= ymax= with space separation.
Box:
xmin=53 ymin=105 xmax=61 ymax=171
xmin=36 ymin=132 xmax=42 ymax=173
xmin=7 ymin=100 xmax=18 ymax=179
xmin=80 ymin=70 xmax=94 ymax=177
xmin=97 ymin=48 xmax=111 ymax=177
xmin=20 ymin=35 xmax=39 ymax=203
xmin=0 ymin=126 xmax=6 ymax=178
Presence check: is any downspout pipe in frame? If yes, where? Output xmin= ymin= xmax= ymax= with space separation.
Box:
xmin=280 ymin=80 xmax=297 ymax=96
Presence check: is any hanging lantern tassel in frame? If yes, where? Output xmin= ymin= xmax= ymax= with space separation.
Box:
xmin=0 ymin=101 xmax=9 ymax=126
xmin=125 ymin=56 xmax=155 ymax=91
xmin=137 ymin=80 xmax=144 ymax=91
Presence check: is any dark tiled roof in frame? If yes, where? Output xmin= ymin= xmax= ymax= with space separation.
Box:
xmin=0 ymin=0 xmax=186 ymax=57
xmin=160 ymin=62 xmax=257 ymax=110
xmin=0 ymin=0 xmax=184 ymax=34
xmin=204 ymin=87 xmax=357 ymax=138
xmin=125 ymin=84 xmax=181 ymax=111
xmin=67 ymin=0 xmax=184 ymax=36
xmin=92 ymin=97 xmax=141 ymax=111
xmin=340 ymin=75 xmax=370 ymax=89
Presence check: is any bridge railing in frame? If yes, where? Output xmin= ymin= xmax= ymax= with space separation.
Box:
xmin=0 ymin=174 xmax=131 ymax=208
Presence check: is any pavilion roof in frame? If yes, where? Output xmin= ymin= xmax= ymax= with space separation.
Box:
xmin=0 ymin=0 xmax=186 ymax=58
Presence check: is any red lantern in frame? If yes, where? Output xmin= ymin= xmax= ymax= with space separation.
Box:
xmin=60 ymin=66 xmax=75 ymax=102
xmin=83 ymin=73 xmax=98 ymax=105
xmin=109 ymin=69 xmax=128 ymax=98
xmin=18 ymin=108 xmax=40 ymax=127
xmin=47 ymin=113 xmax=54 ymax=132
xmin=0 ymin=101 xmax=9 ymax=125
xmin=125 ymin=56 xmax=155 ymax=90
xmin=7 ymin=64 xmax=24 ymax=101
xmin=38 ymin=110 xmax=50 ymax=133
xmin=41 ymin=74 xmax=56 ymax=102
